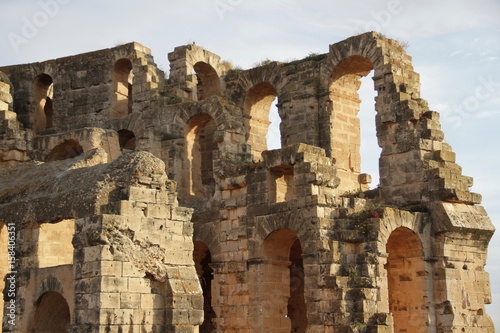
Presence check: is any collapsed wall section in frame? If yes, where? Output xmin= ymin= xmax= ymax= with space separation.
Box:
xmin=0 ymin=151 xmax=202 ymax=332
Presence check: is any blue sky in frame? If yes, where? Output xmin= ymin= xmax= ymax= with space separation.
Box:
xmin=1 ymin=0 xmax=499 ymax=326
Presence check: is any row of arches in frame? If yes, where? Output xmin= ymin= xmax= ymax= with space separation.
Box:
xmin=192 ymin=226 xmax=427 ymax=332
xmin=31 ymin=58 xmax=135 ymax=132
xmin=0 ymin=222 xmax=426 ymax=332
xmin=184 ymin=55 xmax=380 ymax=196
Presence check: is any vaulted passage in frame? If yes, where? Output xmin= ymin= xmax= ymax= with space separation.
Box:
xmin=184 ymin=114 xmax=217 ymax=198
xmin=33 ymin=73 xmax=54 ymax=132
xmin=385 ymin=227 xmax=428 ymax=332
xmin=118 ymin=129 xmax=136 ymax=150
xmin=259 ymin=229 xmax=307 ymax=332
xmin=46 ymin=139 xmax=83 ymax=161
xmin=34 ymin=291 xmax=70 ymax=333
xmin=244 ymin=82 xmax=278 ymax=161
xmin=193 ymin=241 xmax=215 ymax=332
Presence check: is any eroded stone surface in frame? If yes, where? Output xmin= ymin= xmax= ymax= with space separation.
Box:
xmin=0 ymin=32 xmax=494 ymax=332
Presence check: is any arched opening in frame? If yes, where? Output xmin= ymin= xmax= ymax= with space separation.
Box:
xmin=34 ymin=291 xmax=70 ymax=333
xmin=329 ymin=55 xmax=376 ymax=193
xmin=244 ymin=83 xmax=279 ymax=160
xmin=261 ymin=229 xmax=307 ymax=332
xmin=183 ymin=114 xmax=217 ymax=199
xmin=193 ymin=62 xmax=221 ymax=101
xmin=118 ymin=129 xmax=136 ymax=151
xmin=193 ymin=241 xmax=215 ymax=332
xmin=385 ymin=227 xmax=428 ymax=332
xmin=46 ymin=139 xmax=83 ymax=162
xmin=33 ymin=73 xmax=54 ymax=132
xmin=113 ymin=58 xmax=133 ymax=116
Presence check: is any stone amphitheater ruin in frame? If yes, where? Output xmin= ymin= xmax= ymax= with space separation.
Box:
xmin=0 ymin=32 xmax=495 ymax=332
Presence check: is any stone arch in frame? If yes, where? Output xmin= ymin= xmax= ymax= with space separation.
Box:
xmin=372 ymin=209 xmax=434 ymax=331
xmin=182 ymin=113 xmax=217 ymax=199
xmin=46 ymin=139 xmax=84 ymax=161
xmin=36 ymin=275 xmax=65 ymax=298
xmin=193 ymin=241 xmax=215 ymax=333
xmin=254 ymin=228 xmax=307 ymax=332
xmin=193 ymin=61 xmax=221 ymax=100
xmin=249 ymin=210 xmax=323 ymax=332
xmin=117 ymin=129 xmax=136 ymax=150
xmin=385 ymin=227 xmax=428 ymax=333
xmin=33 ymin=73 xmax=54 ymax=132
xmin=250 ymin=210 xmax=324 ymax=263
xmin=244 ymin=82 xmax=278 ymax=160
xmin=33 ymin=291 xmax=70 ymax=333
xmin=323 ymin=32 xmax=427 ymax=204
xmin=112 ymin=58 xmax=133 ymax=116
xmin=328 ymin=55 xmax=375 ymax=193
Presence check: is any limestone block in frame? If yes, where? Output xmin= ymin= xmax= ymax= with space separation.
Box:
xmin=431 ymin=202 xmax=495 ymax=234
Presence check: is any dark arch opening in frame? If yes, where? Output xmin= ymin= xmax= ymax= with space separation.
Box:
xmin=244 ymin=82 xmax=279 ymax=161
xmin=34 ymin=291 xmax=70 ymax=333
xmin=193 ymin=62 xmax=221 ymax=101
xmin=118 ymin=129 xmax=136 ymax=150
xmin=113 ymin=58 xmax=133 ymax=116
xmin=46 ymin=139 xmax=83 ymax=161
xmin=193 ymin=241 xmax=215 ymax=332
xmin=329 ymin=55 xmax=377 ymax=194
xmin=385 ymin=227 xmax=428 ymax=332
xmin=33 ymin=73 xmax=54 ymax=132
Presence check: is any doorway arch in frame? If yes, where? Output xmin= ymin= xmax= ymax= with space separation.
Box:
xmin=385 ymin=227 xmax=428 ymax=332
xmin=34 ymin=291 xmax=70 ymax=333
xmin=260 ymin=229 xmax=307 ymax=332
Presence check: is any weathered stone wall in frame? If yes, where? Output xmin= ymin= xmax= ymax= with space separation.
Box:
xmin=0 ymin=151 xmax=202 ymax=332
xmin=0 ymin=32 xmax=494 ymax=333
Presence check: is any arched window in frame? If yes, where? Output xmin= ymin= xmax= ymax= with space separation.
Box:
xmin=193 ymin=62 xmax=221 ymax=101
xmin=183 ymin=114 xmax=217 ymax=198
xmin=33 ymin=73 xmax=54 ymax=131
xmin=329 ymin=55 xmax=376 ymax=193
xmin=34 ymin=291 xmax=71 ymax=332
xmin=193 ymin=241 xmax=215 ymax=333
xmin=385 ymin=227 xmax=428 ymax=332
xmin=244 ymin=82 xmax=279 ymax=160
xmin=113 ymin=58 xmax=133 ymax=116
